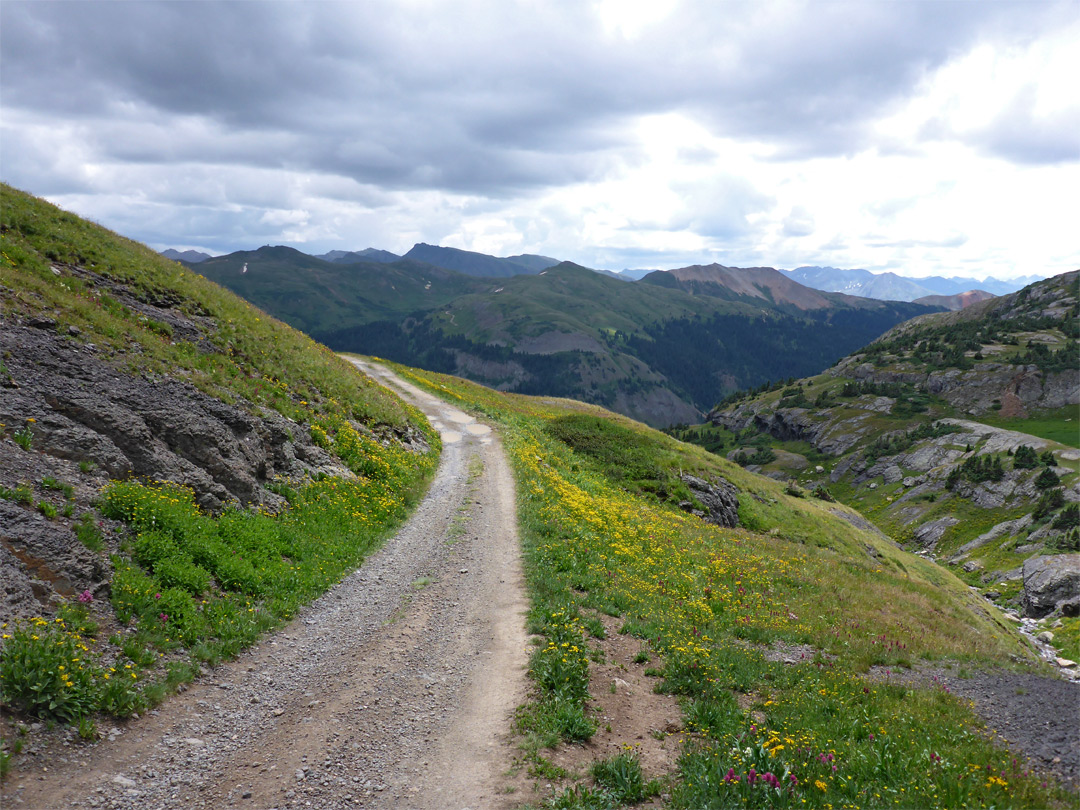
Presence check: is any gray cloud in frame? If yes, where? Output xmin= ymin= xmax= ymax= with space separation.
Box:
xmin=5 ymin=1 xmax=1072 ymax=197
xmin=1 ymin=0 xmax=1076 ymax=270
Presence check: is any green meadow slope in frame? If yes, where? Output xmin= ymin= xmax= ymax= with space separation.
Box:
xmin=394 ymin=363 xmax=1075 ymax=808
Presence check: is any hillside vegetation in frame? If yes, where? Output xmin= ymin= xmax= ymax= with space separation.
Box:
xmin=0 ymin=184 xmax=438 ymax=745
xmin=691 ymin=271 xmax=1079 ymax=632
xmin=393 ymin=364 xmax=1072 ymax=809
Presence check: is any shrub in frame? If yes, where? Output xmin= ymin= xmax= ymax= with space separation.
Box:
xmin=0 ymin=619 xmax=100 ymax=722
xmin=1051 ymin=528 xmax=1079 ymax=552
xmin=1013 ymin=445 xmax=1038 ymax=469
xmin=1052 ymin=504 xmax=1079 ymax=531
xmin=154 ymin=556 xmax=213 ymax=595
xmin=74 ymin=513 xmax=105 ymax=552
xmin=591 ymin=751 xmax=650 ymax=803
xmin=1033 ymin=488 xmax=1065 ymax=521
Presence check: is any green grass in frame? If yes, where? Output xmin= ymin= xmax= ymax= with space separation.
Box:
xmin=1047 ymin=617 xmax=1080 ymax=663
xmin=398 ymin=363 xmax=1070 ymax=809
xmin=973 ymin=407 xmax=1080 ymax=448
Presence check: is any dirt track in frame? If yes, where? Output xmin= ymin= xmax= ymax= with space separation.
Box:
xmin=5 ymin=359 xmax=529 ymax=810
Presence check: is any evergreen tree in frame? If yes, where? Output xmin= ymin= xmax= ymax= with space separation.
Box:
xmin=1035 ymin=467 xmax=1061 ymax=490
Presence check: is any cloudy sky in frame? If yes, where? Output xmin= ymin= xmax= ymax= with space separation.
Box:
xmin=2 ymin=1 xmax=1077 ymax=278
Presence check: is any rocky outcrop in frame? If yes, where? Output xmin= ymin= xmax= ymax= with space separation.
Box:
xmin=951 ymin=515 xmax=1033 ymax=560
xmin=679 ymin=474 xmax=739 ymax=528
xmin=0 ymin=320 xmax=374 ymax=621
xmin=1 ymin=326 xmax=345 ymax=512
xmin=831 ymin=361 xmax=1078 ymax=418
xmin=914 ymin=517 xmax=960 ymax=550
xmin=1022 ymin=555 xmax=1080 ymax=618
xmin=712 ymin=405 xmax=873 ymax=457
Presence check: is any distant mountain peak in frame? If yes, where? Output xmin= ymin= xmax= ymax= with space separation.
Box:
xmin=784 ymin=266 xmax=1043 ymax=301
xmin=161 ymin=248 xmax=212 ymax=263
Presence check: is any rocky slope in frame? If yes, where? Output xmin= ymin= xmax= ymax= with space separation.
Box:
xmin=699 ymin=271 xmax=1080 ymax=630
xmin=0 ymin=184 xmax=428 ymax=624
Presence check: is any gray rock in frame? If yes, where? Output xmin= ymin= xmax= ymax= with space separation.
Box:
xmin=1022 ymin=555 xmax=1080 ymax=618
xmin=951 ymin=514 xmax=1032 ymax=559
xmin=882 ymin=465 xmax=904 ymax=485
xmin=679 ymin=474 xmax=739 ymax=528
xmin=914 ymin=516 xmax=960 ymax=550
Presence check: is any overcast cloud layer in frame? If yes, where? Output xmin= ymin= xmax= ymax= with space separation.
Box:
xmin=2 ymin=0 xmax=1077 ymax=278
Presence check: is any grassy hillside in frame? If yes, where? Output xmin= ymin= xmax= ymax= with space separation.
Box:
xmin=316 ymin=263 xmax=938 ymax=428
xmin=687 ymin=271 xmax=1079 ymax=624
xmin=0 ymin=185 xmax=439 ymax=745
xmin=391 ymin=364 xmax=1071 ymax=808
xmin=192 ymin=245 xmax=490 ymax=335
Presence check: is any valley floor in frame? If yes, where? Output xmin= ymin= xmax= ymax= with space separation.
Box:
xmin=3 ymin=360 xmax=529 ymax=810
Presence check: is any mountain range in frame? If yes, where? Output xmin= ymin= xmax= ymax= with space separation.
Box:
xmin=165 ymin=244 xmax=1046 ymax=302
xmin=188 ymin=246 xmax=939 ymax=426
xmin=784 ymin=265 xmax=1042 ymax=300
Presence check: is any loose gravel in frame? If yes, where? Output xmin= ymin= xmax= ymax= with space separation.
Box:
xmin=7 ymin=359 xmax=528 ymax=810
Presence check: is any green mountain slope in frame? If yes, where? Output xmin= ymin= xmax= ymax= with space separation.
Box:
xmin=190 ymin=245 xmax=491 ymax=335
xmin=403 ymin=242 xmax=542 ymax=278
xmin=682 ymin=271 xmax=1079 ymax=620
xmin=392 ymin=362 xmax=1074 ymax=806
xmin=319 ymin=263 xmax=939 ymax=427
xmin=0 ymin=183 xmax=438 ymax=730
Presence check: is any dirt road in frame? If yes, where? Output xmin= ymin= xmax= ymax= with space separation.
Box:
xmin=7 ymin=359 xmax=529 ymax=810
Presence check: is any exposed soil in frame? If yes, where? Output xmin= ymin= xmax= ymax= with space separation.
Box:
xmin=3 ymin=359 xmax=529 ymax=810
xmin=867 ymin=663 xmax=1080 ymax=789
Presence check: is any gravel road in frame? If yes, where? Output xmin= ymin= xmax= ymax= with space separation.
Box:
xmin=7 ymin=359 xmax=529 ymax=810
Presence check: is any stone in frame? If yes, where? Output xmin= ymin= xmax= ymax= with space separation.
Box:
xmin=962 ymin=561 xmax=983 ymax=573
xmin=1055 ymin=657 xmax=1076 ymax=669
xmin=679 ymin=474 xmax=739 ymax=528
xmin=1035 ymin=630 xmax=1055 ymax=642
xmin=882 ymin=465 xmax=904 ymax=485
xmin=112 ymin=775 xmax=136 ymax=788
xmin=1021 ymin=554 xmax=1080 ymax=618
xmin=914 ymin=516 xmax=960 ymax=550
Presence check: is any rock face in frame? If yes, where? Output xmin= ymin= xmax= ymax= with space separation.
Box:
xmin=1022 ymin=555 xmax=1080 ymax=618
xmin=678 ymin=474 xmax=740 ymax=528
xmin=0 ymin=320 xmax=374 ymax=621
xmin=1 ymin=325 xmax=345 ymax=512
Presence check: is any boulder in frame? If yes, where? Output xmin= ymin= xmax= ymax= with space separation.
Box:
xmin=882 ymin=465 xmax=904 ymax=485
xmin=679 ymin=474 xmax=739 ymax=528
xmin=914 ymin=516 xmax=959 ymax=550
xmin=1021 ymin=555 xmax=1080 ymax=618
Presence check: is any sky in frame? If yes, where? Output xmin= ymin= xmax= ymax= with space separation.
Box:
xmin=1 ymin=1 xmax=1077 ymax=279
